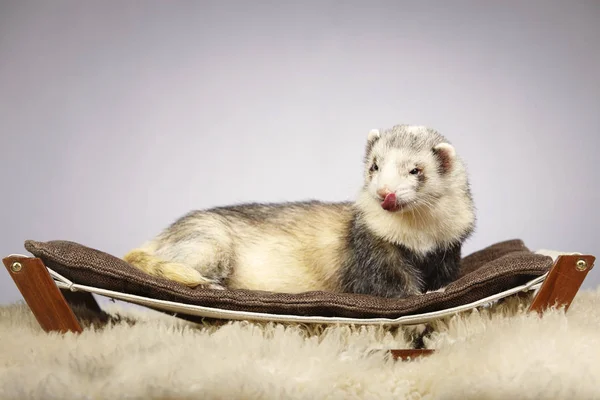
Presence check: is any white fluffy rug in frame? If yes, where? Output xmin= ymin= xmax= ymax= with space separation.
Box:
xmin=2 ymin=288 xmax=600 ymax=400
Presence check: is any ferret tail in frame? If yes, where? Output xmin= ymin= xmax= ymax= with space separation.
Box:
xmin=123 ymin=249 xmax=210 ymax=288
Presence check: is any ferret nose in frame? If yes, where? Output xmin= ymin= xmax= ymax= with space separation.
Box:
xmin=377 ymin=188 xmax=392 ymax=199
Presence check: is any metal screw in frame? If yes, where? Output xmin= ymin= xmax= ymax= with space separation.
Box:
xmin=576 ymin=259 xmax=587 ymax=271
xmin=11 ymin=261 xmax=23 ymax=273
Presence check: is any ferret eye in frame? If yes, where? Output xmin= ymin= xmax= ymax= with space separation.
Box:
xmin=370 ymin=163 xmax=379 ymax=172
xmin=409 ymin=168 xmax=421 ymax=175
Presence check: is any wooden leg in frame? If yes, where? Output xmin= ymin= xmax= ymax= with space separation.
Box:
xmin=389 ymin=349 xmax=435 ymax=361
xmin=3 ymin=256 xmax=83 ymax=334
xmin=529 ymin=254 xmax=595 ymax=313
xmin=390 ymin=253 xmax=596 ymax=361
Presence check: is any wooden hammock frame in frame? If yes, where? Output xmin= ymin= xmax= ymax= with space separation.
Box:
xmin=3 ymin=253 xmax=595 ymax=361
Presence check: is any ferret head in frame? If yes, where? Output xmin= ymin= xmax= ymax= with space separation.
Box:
xmin=361 ymin=125 xmax=466 ymax=214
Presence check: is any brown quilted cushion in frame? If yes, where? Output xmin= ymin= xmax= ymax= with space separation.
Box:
xmin=24 ymin=239 xmax=552 ymax=319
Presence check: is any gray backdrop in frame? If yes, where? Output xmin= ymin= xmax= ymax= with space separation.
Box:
xmin=1 ymin=1 xmax=599 ymax=305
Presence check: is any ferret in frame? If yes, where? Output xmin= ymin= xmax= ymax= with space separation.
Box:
xmin=124 ymin=124 xmax=475 ymax=298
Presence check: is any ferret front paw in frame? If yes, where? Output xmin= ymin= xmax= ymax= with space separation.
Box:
xmin=425 ymin=286 xmax=446 ymax=294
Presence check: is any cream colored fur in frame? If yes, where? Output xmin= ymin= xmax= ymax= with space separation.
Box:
xmin=356 ymin=188 xmax=473 ymax=255
xmin=2 ymin=288 xmax=600 ymax=399
xmin=128 ymin=204 xmax=352 ymax=293
xmin=125 ymin=125 xmax=474 ymax=291
xmin=226 ymin=206 xmax=350 ymax=293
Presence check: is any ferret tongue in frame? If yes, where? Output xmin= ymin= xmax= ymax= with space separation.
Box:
xmin=381 ymin=193 xmax=398 ymax=211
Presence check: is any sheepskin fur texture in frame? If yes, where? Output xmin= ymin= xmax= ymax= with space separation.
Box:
xmin=2 ymin=289 xmax=600 ymax=400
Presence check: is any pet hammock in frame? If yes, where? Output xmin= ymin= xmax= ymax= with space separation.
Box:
xmin=3 ymin=239 xmax=595 ymax=361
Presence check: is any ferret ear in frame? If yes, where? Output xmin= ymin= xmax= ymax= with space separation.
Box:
xmin=367 ymin=129 xmax=381 ymax=143
xmin=365 ymin=129 xmax=381 ymax=155
xmin=432 ymin=143 xmax=456 ymax=173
